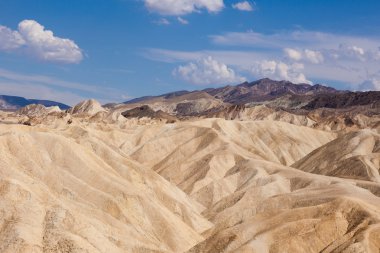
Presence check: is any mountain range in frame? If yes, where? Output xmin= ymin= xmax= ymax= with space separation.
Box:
xmin=125 ymin=78 xmax=343 ymax=105
xmin=118 ymin=79 xmax=380 ymax=118
xmin=0 ymin=95 xmax=70 ymax=110
xmin=2 ymin=78 xmax=379 ymax=117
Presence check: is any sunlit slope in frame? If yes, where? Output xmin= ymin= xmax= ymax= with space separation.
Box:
xmin=292 ymin=129 xmax=380 ymax=182
xmin=125 ymin=119 xmax=336 ymax=202
xmin=0 ymin=123 xmax=212 ymax=253
xmin=118 ymin=119 xmax=380 ymax=253
xmin=0 ymin=111 xmax=379 ymax=253
xmin=186 ymin=158 xmax=380 ymax=253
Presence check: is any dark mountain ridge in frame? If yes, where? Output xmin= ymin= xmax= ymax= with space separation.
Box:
xmin=124 ymin=78 xmax=346 ymax=106
xmin=120 ymin=78 xmax=380 ymax=117
xmin=303 ymin=91 xmax=380 ymax=110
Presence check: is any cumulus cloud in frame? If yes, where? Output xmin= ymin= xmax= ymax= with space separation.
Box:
xmin=148 ymin=29 xmax=380 ymax=90
xmin=334 ymin=44 xmax=367 ymax=61
xmin=0 ymin=26 xmax=25 ymax=51
xmin=173 ymin=56 xmax=246 ymax=85
xmin=232 ymin=1 xmax=254 ymax=11
xmin=284 ymin=48 xmax=324 ymax=64
xmin=0 ymin=20 xmax=82 ymax=63
xmin=304 ymin=49 xmax=324 ymax=64
xmin=144 ymin=0 xmax=224 ymax=16
xmin=284 ymin=48 xmax=302 ymax=61
xmin=251 ymin=60 xmax=311 ymax=84
xmin=177 ymin=17 xmax=189 ymax=25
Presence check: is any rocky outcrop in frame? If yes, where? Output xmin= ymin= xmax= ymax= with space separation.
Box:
xmin=303 ymin=91 xmax=380 ymax=111
xmin=67 ymin=99 xmax=106 ymax=116
xmin=122 ymin=105 xmax=177 ymax=122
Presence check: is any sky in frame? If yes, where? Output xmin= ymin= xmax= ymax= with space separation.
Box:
xmin=0 ymin=0 xmax=380 ymax=105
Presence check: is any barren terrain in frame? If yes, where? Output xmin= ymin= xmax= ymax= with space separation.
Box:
xmin=0 ymin=97 xmax=379 ymax=253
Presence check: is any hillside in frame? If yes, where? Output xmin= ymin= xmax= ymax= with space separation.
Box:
xmin=0 ymin=101 xmax=379 ymax=252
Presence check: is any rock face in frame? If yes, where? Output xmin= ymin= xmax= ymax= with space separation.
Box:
xmin=17 ymin=104 xmax=61 ymax=117
xmin=204 ymin=78 xmax=341 ymax=104
xmin=121 ymin=105 xmax=177 ymax=122
xmin=67 ymin=99 xmax=106 ymax=116
xmin=124 ymin=78 xmax=342 ymax=107
xmin=302 ymin=91 xmax=380 ymax=110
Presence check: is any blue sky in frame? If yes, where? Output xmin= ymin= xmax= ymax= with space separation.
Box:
xmin=0 ymin=0 xmax=380 ymax=105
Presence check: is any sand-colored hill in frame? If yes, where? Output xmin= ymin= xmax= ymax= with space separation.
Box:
xmin=115 ymin=91 xmax=224 ymax=116
xmin=292 ymin=129 xmax=380 ymax=182
xmin=0 ymin=106 xmax=379 ymax=253
xmin=186 ymin=159 xmax=380 ymax=253
xmin=67 ymin=99 xmax=106 ymax=116
xmin=16 ymin=104 xmax=61 ymax=117
xmin=0 ymin=122 xmax=212 ymax=253
xmin=205 ymin=105 xmax=316 ymax=127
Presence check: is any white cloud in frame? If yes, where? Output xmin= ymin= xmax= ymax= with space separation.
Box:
xmin=284 ymin=48 xmax=302 ymax=61
xmin=251 ymin=60 xmax=311 ymax=84
xmin=0 ymin=20 xmax=83 ymax=64
xmin=284 ymin=48 xmax=324 ymax=64
xmin=213 ymin=30 xmax=377 ymax=65
xmin=350 ymin=46 xmax=365 ymax=55
xmin=209 ymin=30 xmax=380 ymax=89
xmin=146 ymin=48 xmax=311 ymax=84
xmin=335 ymin=44 xmax=367 ymax=61
xmin=145 ymin=47 xmax=380 ymax=88
xmin=304 ymin=49 xmax=324 ymax=64
xmin=359 ymin=79 xmax=380 ymax=91
xmin=154 ymin=18 xmax=171 ymax=25
xmin=146 ymin=29 xmax=380 ymax=90
xmin=177 ymin=17 xmax=189 ymax=25
xmin=173 ymin=56 xmax=246 ymax=85
xmin=144 ymin=0 xmax=224 ymax=16
xmin=232 ymin=1 xmax=253 ymax=11
xmin=0 ymin=26 xmax=25 ymax=51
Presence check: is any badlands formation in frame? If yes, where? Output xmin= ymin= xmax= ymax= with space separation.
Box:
xmin=0 ymin=96 xmax=379 ymax=253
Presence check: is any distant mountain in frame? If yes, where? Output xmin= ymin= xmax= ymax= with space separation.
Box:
xmin=119 ymin=78 xmax=379 ymax=117
xmin=122 ymin=105 xmax=177 ymax=123
xmin=124 ymin=90 xmax=190 ymax=104
xmin=0 ymin=95 xmax=70 ymax=110
xmin=204 ymin=78 xmax=343 ymax=104
xmin=302 ymin=91 xmax=380 ymax=110
xmin=124 ymin=78 xmax=344 ymax=105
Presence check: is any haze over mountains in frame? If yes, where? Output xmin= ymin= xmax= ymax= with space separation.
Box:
xmin=0 ymin=78 xmax=379 ymax=253
xmin=2 ymin=78 xmax=379 ymax=114
xmin=0 ymin=95 xmax=70 ymax=111
xmin=125 ymin=78 xmax=342 ymax=105
xmin=121 ymin=78 xmax=379 ymax=113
